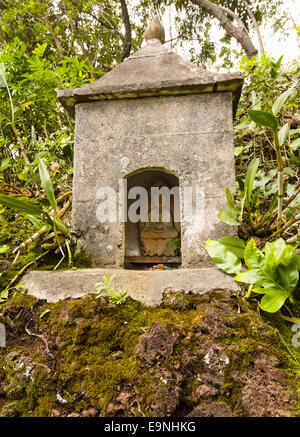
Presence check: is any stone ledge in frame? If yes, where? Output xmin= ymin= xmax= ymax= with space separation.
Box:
xmin=22 ymin=268 xmax=240 ymax=306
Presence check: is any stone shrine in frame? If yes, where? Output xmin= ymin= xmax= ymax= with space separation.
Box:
xmin=23 ymin=17 xmax=243 ymax=304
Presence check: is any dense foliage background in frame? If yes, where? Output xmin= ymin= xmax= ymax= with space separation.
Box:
xmin=0 ymin=0 xmax=299 ymax=311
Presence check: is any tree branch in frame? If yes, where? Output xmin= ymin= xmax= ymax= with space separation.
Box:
xmin=43 ymin=16 xmax=65 ymax=60
xmin=243 ymin=0 xmax=265 ymax=56
xmin=120 ymin=0 xmax=132 ymax=60
xmin=218 ymin=5 xmax=246 ymax=31
xmin=189 ymin=0 xmax=258 ymax=58
xmin=67 ymin=0 xmax=125 ymax=42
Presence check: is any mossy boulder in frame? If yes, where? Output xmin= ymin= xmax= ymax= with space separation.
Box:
xmin=0 ymin=289 xmax=299 ymax=417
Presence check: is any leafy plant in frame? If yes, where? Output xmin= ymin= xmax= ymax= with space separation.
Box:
xmin=219 ymin=82 xmax=300 ymax=242
xmin=234 ymin=238 xmax=299 ymax=313
xmin=205 ymin=236 xmax=245 ymax=274
xmin=0 ymin=158 xmax=71 ymax=265
xmin=96 ymin=274 xmax=127 ymax=305
xmin=206 ymin=236 xmax=299 ymax=314
xmin=218 ymin=157 xmax=260 ymax=228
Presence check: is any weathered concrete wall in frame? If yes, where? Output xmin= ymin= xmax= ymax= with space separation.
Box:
xmin=73 ymin=92 xmax=236 ymax=267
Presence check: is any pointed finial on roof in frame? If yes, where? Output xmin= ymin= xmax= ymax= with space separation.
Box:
xmin=144 ymin=16 xmax=165 ymax=44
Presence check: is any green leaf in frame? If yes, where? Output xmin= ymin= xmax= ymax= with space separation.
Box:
xmin=234 ymin=146 xmax=244 ymax=157
xmin=218 ymin=210 xmax=240 ymax=226
xmin=234 ymin=239 xmax=299 ymax=313
xmin=0 ymin=289 xmax=8 ymax=299
xmin=40 ymin=309 xmax=51 ymax=319
xmin=244 ymin=157 xmax=259 ymax=206
xmin=224 ymin=188 xmax=238 ymax=214
xmin=53 ymin=217 xmax=69 ymax=236
xmin=0 ymin=158 xmax=11 ymax=171
xmin=264 ymin=238 xmax=286 ymax=261
xmin=96 ymin=285 xmax=108 ymax=293
xmin=272 ymin=85 xmax=296 ymax=115
xmin=276 ymin=246 xmax=299 ymax=294
xmin=234 ymin=269 xmax=262 ymax=285
xmin=23 ymin=214 xmax=45 ymax=229
xmin=0 ymin=244 xmax=9 ymax=254
xmin=218 ymin=237 xmax=245 ymax=259
xmin=256 ymin=289 xmax=289 ymax=313
xmin=205 ymin=240 xmax=242 ymax=274
xmin=278 ymin=123 xmax=289 ymax=146
xmin=248 ymin=110 xmax=278 ymax=131
xmin=290 ymin=138 xmax=300 ymax=151
xmin=109 ymin=273 xmax=116 ymax=283
xmin=38 ymin=158 xmax=57 ymax=212
xmin=283 ymin=167 xmax=295 ymax=175
xmin=0 ymin=194 xmax=46 ymax=218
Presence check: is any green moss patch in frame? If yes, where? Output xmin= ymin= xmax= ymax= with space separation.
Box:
xmin=0 ymin=289 xmax=300 ymax=417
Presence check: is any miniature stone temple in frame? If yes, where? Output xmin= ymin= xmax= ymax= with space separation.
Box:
xmin=57 ymin=16 xmax=243 ymax=269
xmin=22 ymin=17 xmax=243 ymax=304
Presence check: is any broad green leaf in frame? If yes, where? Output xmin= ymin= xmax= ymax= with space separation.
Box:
xmin=248 ymin=110 xmax=278 ymax=131
xmin=205 ymin=240 xmax=242 ymax=274
xmin=244 ymin=158 xmax=259 ymax=206
xmin=38 ymin=158 xmax=57 ymax=212
xmin=0 ymin=194 xmax=46 ymax=218
xmin=276 ymin=246 xmax=299 ymax=294
xmin=218 ymin=209 xmax=240 ymax=226
xmin=234 ymin=269 xmax=262 ymax=285
xmin=243 ymin=238 xmax=265 ymax=270
xmin=264 ymin=238 xmax=286 ymax=261
xmin=218 ymin=236 xmax=245 ymax=259
xmin=0 ymin=244 xmax=9 ymax=254
xmin=234 ymin=239 xmax=299 ymax=314
xmin=272 ymin=85 xmax=296 ymax=115
xmin=256 ymin=289 xmax=289 ymax=313
xmin=278 ymin=123 xmax=289 ymax=146
xmin=290 ymin=138 xmax=300 ymax=151
xmin=235 ymin=239 xmax=282 ymax=288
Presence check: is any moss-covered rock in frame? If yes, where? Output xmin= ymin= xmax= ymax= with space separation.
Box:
xmin=0 ymin=289 xmax=300 ymax=417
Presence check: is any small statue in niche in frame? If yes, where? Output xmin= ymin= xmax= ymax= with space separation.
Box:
xmin=139 ymin=180 xmax=180 ymax=257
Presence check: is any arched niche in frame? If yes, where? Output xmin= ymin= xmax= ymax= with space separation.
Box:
xmin=123 ymin=168 xmax=181 ymax=266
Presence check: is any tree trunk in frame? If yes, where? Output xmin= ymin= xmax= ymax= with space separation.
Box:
xmin=189 ymin=0 xmax=258 ymax=58
xmin=120 ymin=0 xmax=132 ymax=60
